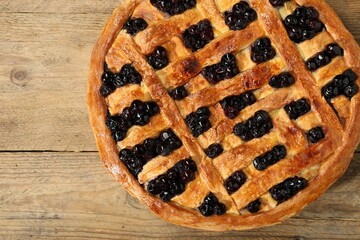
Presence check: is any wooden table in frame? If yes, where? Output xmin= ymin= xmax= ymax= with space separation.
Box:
xmin=1 ymin=1 xmax=359 ymax=239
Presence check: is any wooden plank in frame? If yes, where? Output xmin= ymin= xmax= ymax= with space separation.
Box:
xmin=0 ymin=152 xmax=359 ymax=239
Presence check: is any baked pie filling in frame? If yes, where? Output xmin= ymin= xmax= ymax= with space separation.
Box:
xmin=88 ymin=0 xmax=360 ymax=231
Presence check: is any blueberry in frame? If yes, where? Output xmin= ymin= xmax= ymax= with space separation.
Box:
xmin=204 ymin=193 xmax=218 ymax=205
xmin=214 ymin=203 xmax=227 ymax=215
xmin=221 ymin=53 xmax=236 ymax=65
xmin=160 ymin=191 xmax=173 ymax=202
xmin=333 ymin=75 xmax=350 ymax=90
xmin=251 ymin=38 xmax=276 ymax=64
xmin=146 ymin=157 xmax=197 ymax=201
xmin=272 ymin=145 xmax=287 ymax=160
xmin=123 ymin=18 xmax=148 ymax=36
xmin=225 ymin=170 xmax=247 ymax=194
xmin=99 ymin=83 xmax=116 ymax=97
xmin=269 ymin=177 xmax=308 ymax=203
xmin=224 ymin=1 xmax=257 ymax=30
xmin=315 ymin=52 xmax=331 ymax=67
xmin=179 ymin=169 xmax=196 ymax=183
xmin=185 ymin=107 xmax=212 ymax=137
xmin=102 ymin=71 xmax=115 ymax=84
xmin=234 ymin=111 xmax=273 ymax=141
xmin=198 ymin=202 xmax=214 ymax=216
xmin=247 ymin=199 xmax=261 ymax=213
xmin=287 ymin=27 xmax=303 ymax=43
xmin=204 ymin=143 xmax=224 ymax=158
xmin=269 ymin=72 xmax=295 ymax=88
xmin=278 ymin=72 xmax=296 ymax=87
xmin=344 ymin=84 xmax=359 ymax=98
xmin=306 ymin=58 xmax=319 ymax=71
xmin=119 ymin=149 xmax=145 ymax=178
xmin=253 ymin=155 xmax=269 ymax=171
xmin=112 ymin=130 xmax=126 ymax=141
xmin=284 ymin=98 xmax=311 ymax=120
xmin=220 ymin=91 xmax=256 ymax=119
xmin=121 ymin=64 xmax=142 ymax=84
xmin=169 ymin=85 xmax=188 ymax=100
xmin=198 ymin=193 xmax=226 ymax=217
xmin=322 ymin=82 xmax=339 ymax=101
xmin=182 ymin=158 xmax=198 ymax=172
xmin=253 ymin=145 xmax=287 ymax=171
xmin=326 ymin=43 xmax=344 ymax=58
xmin=106 ymin=115 xmax=120 ymax=131
xmin=307 ymin=127 xmax=325 ymax=144
xmin=147 ymin=46 xmax=169 ymax=70
xmin=284 ymin=15 xmax=298 ymax=26
xmin=133 ymin=144 xmax=146 ymax=157
xmin=145 ymin=101 xmax=160 ymax=115
xmin=284 ymin=6 xmax=324 ymax=43
xmin=147 ymin=179 xmax=161 ymax=195
xmin=150 ymin=0 xmax=196 ymax=15
xmin=169 ymin=181 xmax=185 ymax=195
xmin=233 ymin=122 xmax=253 ymax=141
xmin=201 ymin=53 xmax=239 ymax=84
xmin=269 ymin=0 xmax=290 ymax=7
xmin=182 ymin=19 xmax=214 ymax=52
xmin=343 ymin=69 xmax=358 ymax=82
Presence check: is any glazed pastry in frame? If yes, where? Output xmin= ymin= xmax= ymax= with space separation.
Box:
xmin=87 ymin=0 xmax=360 ymax=231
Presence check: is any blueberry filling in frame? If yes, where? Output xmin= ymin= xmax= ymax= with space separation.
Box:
xmin=106 ymin=100 xmax=160 ymax=141
xmin=233 ymin=110 xmax=273 ymax=141
xmin=169 ymin=85 xmax=189 ymax=100
xmin=307 ymin=127 xmax=325 ymax=144
xmin=119 ymin=148 xmax=148 ymax=178
xmin=146 ymin=46 xmax=169 ymax=70
xmin=123 ymin=18 xmax=148 ymax=36
xmin=201 ymin=53 xmax=240 ymax=84
xmin=147 ymin=158 xmax=197 ymax=202
xmin=100 ymin=63 xmax=142 ymax=97
xmin=224 ymin=1 xmax=257 ymax=31
xmin=284 ymin=98 xmax=311 ymax=120
xmin=198 ymin=193 xmax=227 ymax=216
xmin=224 ymin=170 xmax=247 ymax=194
xmin=269 ymin=72 xmax=296 ymax=89
xmin=182 ymin=19 xmax=214 ymax=52
xmin=269 ymin=176 xmax=308 ymax=203
xmin=253 ymin=145 xmax=287 ymax=171
xmin=204 ymin=143 xmax=224 ymax=159
xmin=246 ymin=199 xmax=261 ymax=213
xmin=283 ymin=6 xmax=324 ymax=43
xmin=269 ymin=0 xmax=290 ymax=7
xmin=251 ymin=38 xmax=277 ymax=64
xmin=322 ymin=69 xmax=359 ymax=101
xmin=150 ymin=0 xmax=197 ymax=16
xmin=119 ymin=129 xmax=183 ymax=178
xmin=220 ymin=91 xmax=256 ymax=119
xmin=185 ymin=107 xmax=212 ymax=137
xmin=306 ymin=43 xmax=343 ymax=71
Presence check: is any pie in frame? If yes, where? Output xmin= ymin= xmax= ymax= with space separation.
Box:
xmin=87 ymin=0 xmax=360 ymax=231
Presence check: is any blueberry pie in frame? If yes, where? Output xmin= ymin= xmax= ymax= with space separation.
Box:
xmin=87 ymin=0 xmax=360 ymax=231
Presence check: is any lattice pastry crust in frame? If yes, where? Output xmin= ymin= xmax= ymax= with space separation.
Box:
xmin=87 ymin=0 xmax=360 ymax=231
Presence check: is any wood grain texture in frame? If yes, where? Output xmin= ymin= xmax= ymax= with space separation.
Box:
xmin=0 ymin=0 xmax=359 ymax=239
xmin=0 ymin=152 xmax=359 ymax=240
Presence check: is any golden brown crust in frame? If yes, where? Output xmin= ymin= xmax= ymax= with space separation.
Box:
xmin=87 ymin=0 xmax=360 ymax=231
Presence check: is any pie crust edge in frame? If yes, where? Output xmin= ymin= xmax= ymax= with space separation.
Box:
xmin=87 ymin=0 xmax=360 ymax=231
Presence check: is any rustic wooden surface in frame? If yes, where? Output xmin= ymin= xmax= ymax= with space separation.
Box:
xmin=0 ymin=0 xmax=359 ymax=239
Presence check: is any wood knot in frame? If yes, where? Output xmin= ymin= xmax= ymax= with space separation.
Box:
xmin=10 ymin=67 xmax=31 ymax=86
